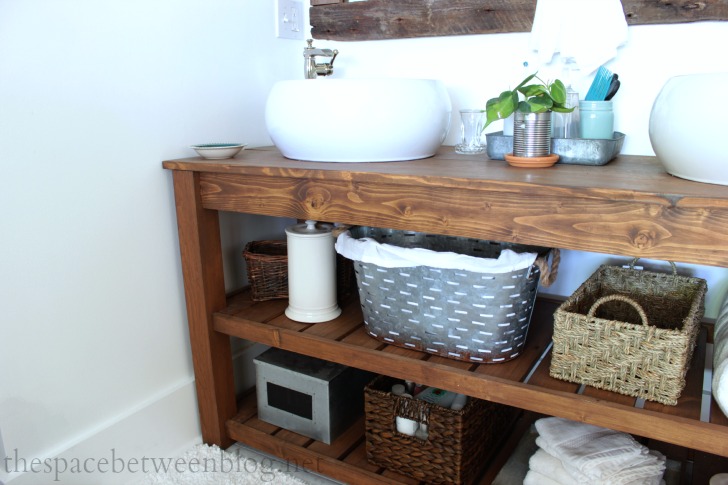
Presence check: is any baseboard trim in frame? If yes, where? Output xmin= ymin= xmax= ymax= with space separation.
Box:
xmin=2 ymin=378 xmax=202 ymax=484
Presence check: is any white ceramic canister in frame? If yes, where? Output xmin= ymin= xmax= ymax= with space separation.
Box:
xmin=284 ymin=220 xmax=342 ymax=323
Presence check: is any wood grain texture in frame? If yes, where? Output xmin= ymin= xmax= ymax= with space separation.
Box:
xmin=196 ymin=170 xmax=728 ymax=268
xmin=163 ymin=148 xmax=728 ymax=267
xmin=309 ymin=0 xmax=728 ymax=41
xmin=624 ymin=0 xmax=728 ymax=24
xmin=311 ymin=0 xmax=534 ymax=41
xmin=171 ymin=171 xmax=236 ymax=447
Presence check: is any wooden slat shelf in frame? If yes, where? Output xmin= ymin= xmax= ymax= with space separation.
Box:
xmin=216 ymin=289 xmax=728 ymax=458
xmin=227 ymin=383 xmax=533 ymax=484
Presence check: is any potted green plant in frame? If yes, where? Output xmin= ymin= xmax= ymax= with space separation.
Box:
xmin=484 ymin=73 xmax=574 ymax=166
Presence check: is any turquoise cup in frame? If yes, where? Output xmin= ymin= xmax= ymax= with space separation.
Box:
xmin=579 ymin=100 xmax=614 ymax=139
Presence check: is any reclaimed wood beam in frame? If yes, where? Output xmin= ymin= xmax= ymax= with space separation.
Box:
xmin=310 ymin=0 xmax=728 ymax=41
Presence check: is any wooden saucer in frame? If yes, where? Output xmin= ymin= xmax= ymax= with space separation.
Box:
xmin=504 ymin=153 xmax=559 ymax=168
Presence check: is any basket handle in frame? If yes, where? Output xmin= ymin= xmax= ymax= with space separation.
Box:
xmin=586 ymin=294 xmax=650 ymax=326
xmin=629 ymin=257 xmax=677 ymax=275
xmin=534 ymin=248 xmax=560 ymax=287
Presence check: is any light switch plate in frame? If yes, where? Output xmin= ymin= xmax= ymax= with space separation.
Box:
xmin=276 ymin=0 xmax=305 ymax=40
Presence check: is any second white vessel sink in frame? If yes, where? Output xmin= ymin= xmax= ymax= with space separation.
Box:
xmin=265 ymin=78 xmax=452 ymax=162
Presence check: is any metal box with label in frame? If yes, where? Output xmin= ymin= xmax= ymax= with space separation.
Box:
xmin=254 ymin=348 xmax=373 ymax=444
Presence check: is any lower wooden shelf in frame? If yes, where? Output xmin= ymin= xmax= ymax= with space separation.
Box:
xmin=226 ymin=389 xmax=536 ymax=484
xmin=215 ymin=289 xmax=728 ymax=458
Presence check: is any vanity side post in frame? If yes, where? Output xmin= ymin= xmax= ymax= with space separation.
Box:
xmin=171 ymin=170 xmax=236 ymax=447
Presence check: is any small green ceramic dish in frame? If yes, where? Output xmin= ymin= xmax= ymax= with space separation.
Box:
xmin=190 ymin=143 xmax=246 ymax=159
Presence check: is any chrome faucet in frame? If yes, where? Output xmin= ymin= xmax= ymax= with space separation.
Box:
xmin=304 ymin=39 xmax=338 ymax=79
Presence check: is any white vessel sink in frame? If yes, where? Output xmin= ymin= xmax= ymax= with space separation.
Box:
xmin=649 ymin=72 xmax=728 ymax=186
xmin=265 ymin=78 xmax=452 ymax=162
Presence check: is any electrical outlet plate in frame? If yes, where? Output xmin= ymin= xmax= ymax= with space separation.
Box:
xmin=276 ymin=0 xmax=305 ymax=40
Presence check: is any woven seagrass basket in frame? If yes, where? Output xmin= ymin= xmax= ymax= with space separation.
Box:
xmin=243 ymin=239 xmax=356 ymax=302
xmin=550 ymin=259 xmax=707 ymax=405
xmin=346 ymin=227 xmax=559 ymax=363
xmin=364 ymin=375 xmax=517 ymax=485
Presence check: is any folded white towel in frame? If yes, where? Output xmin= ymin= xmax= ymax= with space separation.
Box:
xmin=713 ymin=290 xmax=728 ymax=418
xmin=524 ymin=469 xmax=565 ymax=485
xmin=715 ymin=360 xmax=728 ymax=418
xmin=535 ymin=417 xmax=666 ymax=484
xmin=334 ymin=231 xmax=538 ymax=274
xmin=529 ymin=448 xmax=579 ymax=485
xmin=715 ymin=292 xmax=728 ymax=361
xmin=530 ymin=0 xmax=629 ymax=75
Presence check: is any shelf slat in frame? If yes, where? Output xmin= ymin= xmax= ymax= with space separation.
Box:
xmin=216 ymin=289 xmax=728 ymax=457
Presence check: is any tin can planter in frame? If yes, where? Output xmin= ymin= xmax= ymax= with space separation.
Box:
xmin=513 ymin=111 xmax=552 ymax=157
xmin=506 ymin=111 xmax=559 ymax=168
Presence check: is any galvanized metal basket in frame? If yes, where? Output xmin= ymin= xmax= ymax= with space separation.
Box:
xmin=345 ymin=227 xmax=558 ymax=363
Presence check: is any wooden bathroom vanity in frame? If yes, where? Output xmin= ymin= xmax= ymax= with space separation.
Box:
xmin=164 ymin=147 xmax=728 ymax=483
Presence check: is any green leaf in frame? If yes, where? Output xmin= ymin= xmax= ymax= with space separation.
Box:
xmin=519 ymin=84 xmax=549 ymax=98
xmin=484 ymin=90 xmax=518 ymax=128
xmin=549 ymin=79 xmax=567 ymax=104
xmin=551 ymin=104 xmax=576 ymax=113
xmin=524 ymin=97 xmax=553 ymax=113
xmin=516 ymin=100 xmax=533 ymax=113
xmin=514 ymin=73 xmax=537 ymax=91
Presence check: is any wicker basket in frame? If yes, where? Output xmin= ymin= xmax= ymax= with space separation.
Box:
xmin=550 ymin=260 xmax=707 ymax=405
xmin=364 ymin=375 xmax=517 ymax=485
xmin=243 ymin=240 xmax=289 ymax=301
xmin=344 ymin=227 xmax=559 ymax=363
xmin=243 ymin=239 xmax=356 ymax=303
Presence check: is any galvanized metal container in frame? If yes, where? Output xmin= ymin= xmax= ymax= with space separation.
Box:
xmin=254 ymin=348 xmax=374 ymax=444
xmin=486 ymin=131 xmax=626 ymax=165
xmin=346 ymin=227 xmax=554 ymax=363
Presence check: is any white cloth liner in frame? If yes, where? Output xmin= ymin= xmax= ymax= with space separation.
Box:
xmin=530 ymin=417 xmax=666 ymax=484
xmin=530 ymin=0 xmax=629 ymax=75
xmin=713 ymin=290 xmax=728 ymax=418
xmin=334 ymin=230 xmax=538 ymax=274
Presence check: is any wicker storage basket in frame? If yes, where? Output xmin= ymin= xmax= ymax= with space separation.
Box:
xmin=243 ymin=240 xmax=289 ymax=301
xmin=364 ymin=375 xmax=517 ymax=485
xmin=344 ymin=227 xmax=558 ymax=363
xmin=550 ymin=260 xmax=707 ymax=405
xmin=243 ymin=240 xmax=355 ymax=302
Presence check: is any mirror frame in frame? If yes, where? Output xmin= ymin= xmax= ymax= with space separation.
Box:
xmin=310 ymin=0 xmax=728 ymax=41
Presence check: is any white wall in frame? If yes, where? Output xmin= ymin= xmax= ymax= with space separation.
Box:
xmin=1 ymin=2 xmax=727 ymax=483
xmin=0 ymin=2 xmax=296 ymax=484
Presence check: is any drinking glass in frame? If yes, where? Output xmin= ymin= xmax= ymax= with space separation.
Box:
xmin=455 ymin=109 xmax=487 ymax=154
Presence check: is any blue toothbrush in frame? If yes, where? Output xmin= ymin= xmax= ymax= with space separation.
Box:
xmin=585 ymin=66 xmax=614 ymax=101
